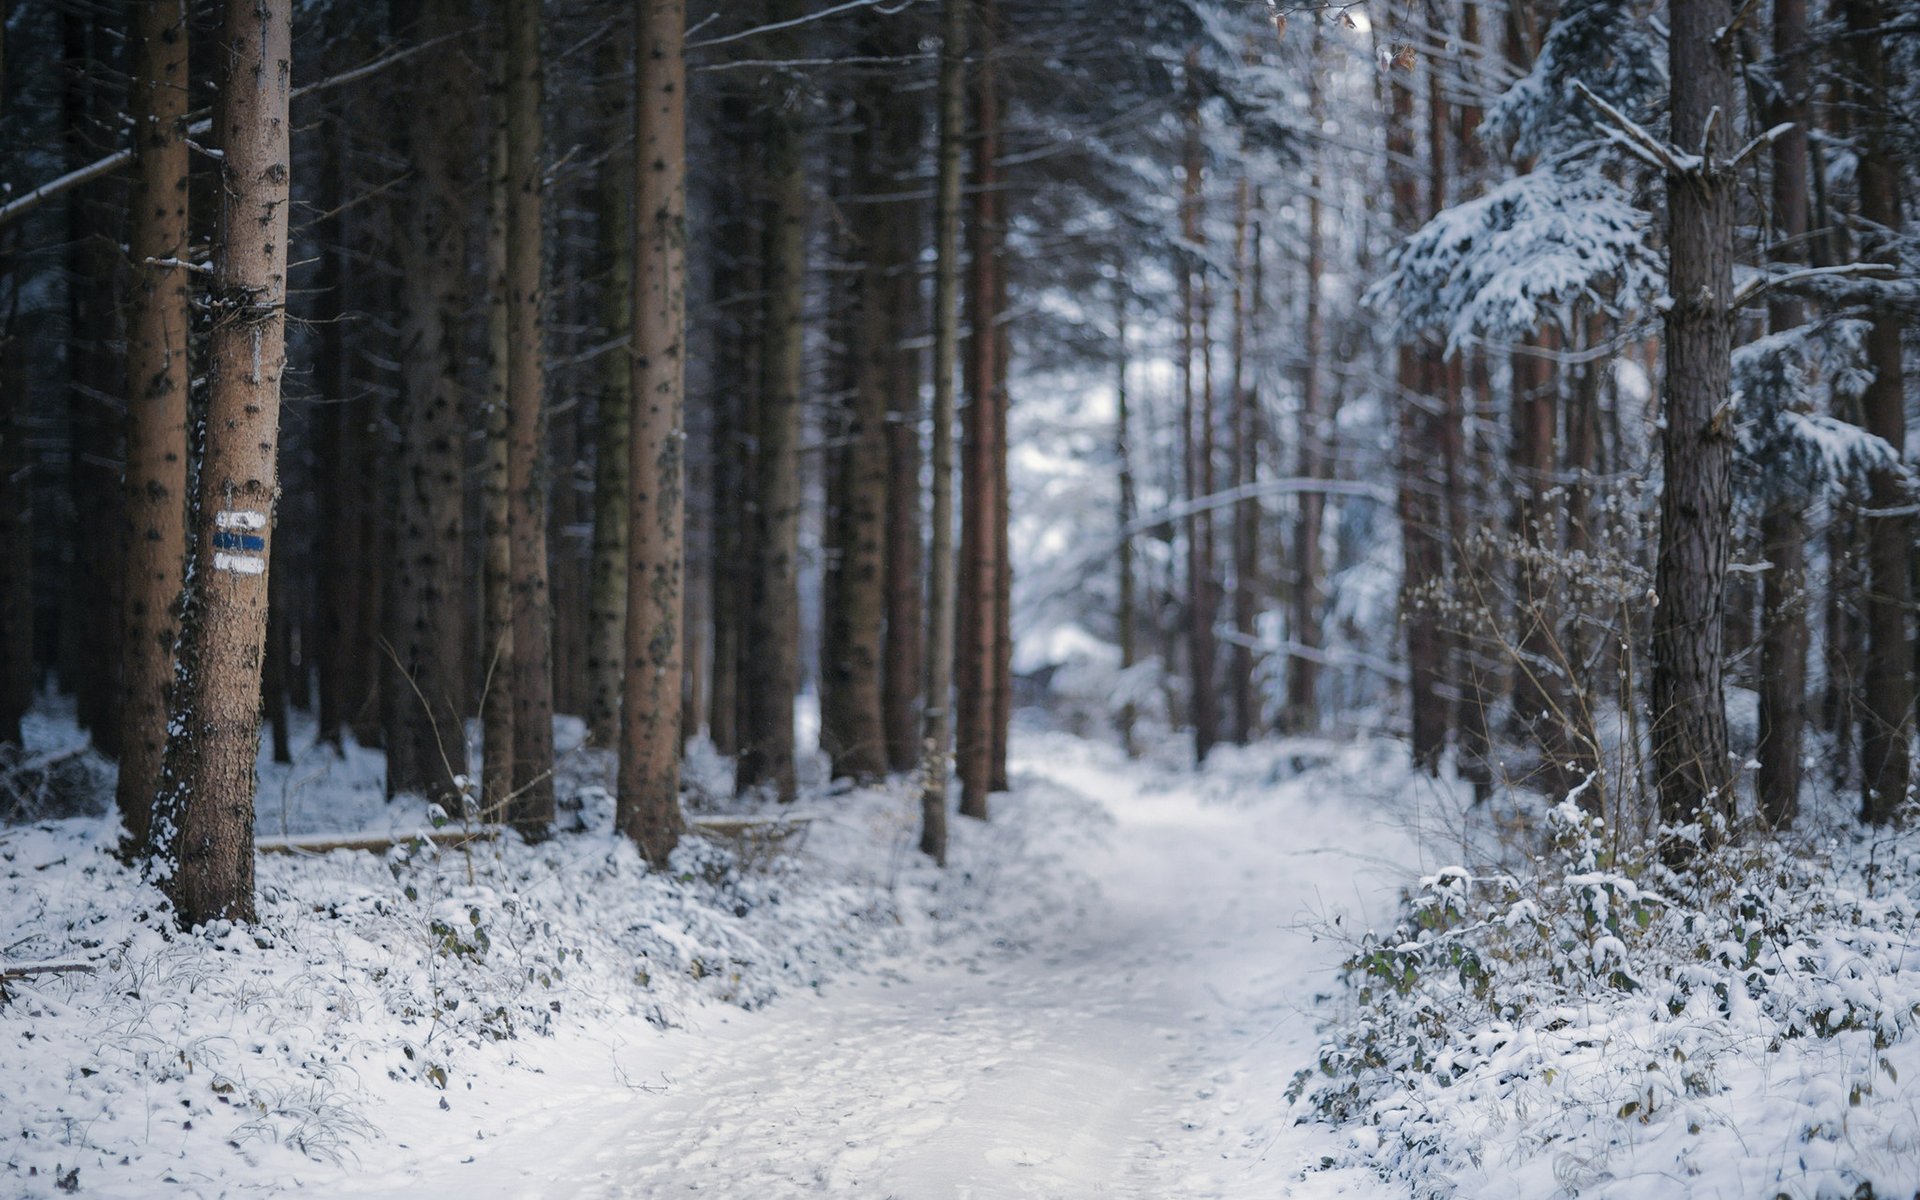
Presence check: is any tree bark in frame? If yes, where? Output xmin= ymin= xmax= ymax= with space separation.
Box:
xmin=62 ymin=10 xmax=127 ymax=761
xmin=386 ymin=0 xmax=472 ymax=804
xmin=1846 ymin=0 xmax=1912 ymax=826
xmin=156 ymin=0 xmax=293 ymax=928
xmin=738 ymin=0 xmax=806 ymax=802
xmin=1652 ymin=0 xmax=1737 ymax=854
xmin=921 ymin=0 xmax=967 ymax=864
xmin=823 ymin=45 xmax=896 ymax=783
xmin=705 ymin=92 xmax=756 ymax=760
xmin=505 ymin=0 xmax=555 ymax=834
xmin=1226 ymin=179 xmax=1258 ymax=745
xmin=1115 ymin=282 xmax=1138 ymax=757
xmin=618 ymin=0 xmax=687 ymax=865
xmin=1388 ymin=31 xmax=1446 ymax=775
xmin=587 ymin=28 xmax=634 ymax=751
xmin=881 ymin=77 xmax=927 ymax=775
xmin=117 ymin=0 xmax=191 ymax=848
xmin=480 ymin=17 xmax=515 ymax=820
xmin=958 ymin=0 xmax=1002 ymax=817
xmin=1283 ymin=42 xmax=1326 ymax=735
xmin=1180 ymin=51 xmax=1220 ymax=765
xmin=1755 ymin=0 xmax=1811 ymax=828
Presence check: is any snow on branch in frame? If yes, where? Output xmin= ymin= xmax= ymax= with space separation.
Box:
xmin=1732 ymin=319 xmax=1910 ymax=507
xmin=1366 ymin=161 xmax=1661 ymax=352
xmin=1482 ymin=0 xmax=1664 ymax=161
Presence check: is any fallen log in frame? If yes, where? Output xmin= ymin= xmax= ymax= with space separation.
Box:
xmin=253 ymin=826 xmax=505 ymax=856
xmin=0 ymin=959 xmax=98 ymax=982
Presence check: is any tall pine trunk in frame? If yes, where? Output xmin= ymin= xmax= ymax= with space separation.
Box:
xmin=156 ymin=0 xmax=293 ymax=928
xmin=822 ymin=40 xmax=896 ymax=783
xmin=587 ymin=29 xmax=634 ymax=751
xmin=881 ymin=78 xmax=927 ymax=775
xmin=1847 ymin=0 xmax=1913 ymax=825
xmin=1114 ymin=282 xmax=1138 ymax=757
xmin=387 ymin=0 xmax=472 ymax=804
xmin=921 ymin=0 xmax=967 ymax=864
xmin=1652 ymin=0 xmax=1737 ymax=854
xmin=958 ymin=0 xmax=1002 ymax=817
xmin=739 ymin=0 xmax=806 ymax=802
xmin=1388 ymin=31 xmax=1446 ymax=774
xmin=505 ymin=0 xmax=555 ymax=833
xmin=618 ymin=0 xmax=687 ymax=864
xmin=1755 ymin=0 xmax=1811 ymax=828
xmin=1180 ymin=53 xmax=1219 ymax=764
xmin=117 ymin=0 xmax=191 ymax=847
xmin=1226 ymin=179 xmax=1258 ymax=745
xmin=1284 ymin=42 xmax=1326 ymax=734
xmin=480 ymin=21 xmax=516 ymax=820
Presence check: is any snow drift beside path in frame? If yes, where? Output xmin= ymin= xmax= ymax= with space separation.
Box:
xmin=1 ymin=717 xmax=1102 ymax=1198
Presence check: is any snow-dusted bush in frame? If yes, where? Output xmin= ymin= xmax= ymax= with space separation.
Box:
xmin=1296 ymin=801 xmax=1920 ymax=1198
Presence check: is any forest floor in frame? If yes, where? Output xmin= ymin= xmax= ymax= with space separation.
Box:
xmin=336 ymin=732 xmax=1418 ymax=1200
xmin=3 ymin=706 xmax=1428 ymax=1199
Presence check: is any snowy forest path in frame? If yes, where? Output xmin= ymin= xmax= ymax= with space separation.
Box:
xmin=350 ymin=734 xmax=1412 ymax=1199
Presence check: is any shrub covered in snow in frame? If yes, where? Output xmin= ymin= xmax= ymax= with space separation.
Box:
xmin=1295 ymin=800 xmax=1920 ymax=1198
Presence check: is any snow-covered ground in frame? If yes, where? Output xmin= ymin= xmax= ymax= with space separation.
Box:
xmin=4 ymin=717 xmax=1423 ymax=1199
xmin=336 ymin=734 xmax=1419 ymax=1200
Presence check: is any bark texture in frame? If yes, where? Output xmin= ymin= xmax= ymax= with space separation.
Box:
xmin=958 ymin=0 xmax=1002 ymax=817
xmin=157 ymin=0 xmax=293 ymax=928
xmin=881 ymin=77 xmax=927 ymax=775
xmin=480 ymin=22 xmax=515 ymax=820
xmin=921 ymin=0 xmax=967 ymax=864
xmin=618 ymin=0 xmax=687 ymax=865
xmin=117 ymin=0 xmax=191 ymax=847
xmin=505 ymin=0 xmax=555 ymax=833
xmin=386 ymin=0 xmax=472 ymax=805
xmin=738 ymin=0 xmax=806 ymax=802
xmin=587 ymin=28 xmax=634 ymax=750
xmin=822 ymin=43 xmax=895 ymax=783
xmin=1755 ymin=0 xmax=1811 ymax=828
xmin=1847 ymin=0 xmax=1913 ymax=826
xmin=1651 ymin=0 xmax=1737 ymax=852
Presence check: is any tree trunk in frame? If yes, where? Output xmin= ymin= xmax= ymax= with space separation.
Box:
xmin=989 ymin=226 xmax=1013 ymax=794
xmin=706 ymin=93 xmax=756 ymax=760
xmin=1226 ymin=179 xmax=1258 ymax=745
xmin=921 ymin=0 xmax=967 ymax=864
xmin=1847 ymin=0 xmax=1912 ymax=826
xmin=1180 ymin=52 xmax=1219 ymax=765
xmin=958 ymin=0 xmax=1002 ymax=818
xmin=1755 ymin=0 xmax=1811 ymax=828
xmin=881 ymin=79 xmax=926 ymax=775
xmin=738 ymin=0 xmax=806 ymax=802
xmin=387 ymin=0 xmax=472 ymax=804
xmin=155 ymin=0 xmax=293 ymax=928
xmin=823 ymin=46 xmax=896 ymax=783
xmin=587 ymin=29 xmax=634 ymax=751
xmin=1652 ymin=0 xmax=1737 ymax=854
xmin=1284 ymin=43 xmax=1326 ymax=734
xmin=618 ymin=0 xmax=687 ymax=865
xmin=60 ymin=11 xmax=126 ymax=761
xmin=1388 ymin=31 xmax=1446 ymax=775
xmin=1115 ymin=282 xmax=1137 ymax=757
xmin=116 ymin=0 xmax=191 ymax=848
xmin=480 ymin=19 xmax=515 ymax=820
xmin=0 ymin=236 xmax=27 ymax=747
xmin=505 ymin=0 xmax=555 ymax=834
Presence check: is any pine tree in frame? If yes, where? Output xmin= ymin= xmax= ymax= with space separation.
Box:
xmin=116 ymin=0 xmax=191 ymax=848
xmin=155 ymin=0 xmax=294 ymax=928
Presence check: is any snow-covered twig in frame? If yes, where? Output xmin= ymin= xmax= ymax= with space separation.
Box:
xmin=1731 ymin=261 xmax=1896 ymax=309
xmin=1573 ymin=79 xmax=1695 ymax=176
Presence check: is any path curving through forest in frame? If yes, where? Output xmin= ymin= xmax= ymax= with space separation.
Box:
xmin=352 ymin=735 xmax=1416 ymax=1199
